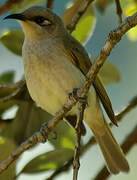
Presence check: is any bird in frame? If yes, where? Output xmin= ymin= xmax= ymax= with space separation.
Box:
xmin=4 ymin=6 xmax=129 ymax=174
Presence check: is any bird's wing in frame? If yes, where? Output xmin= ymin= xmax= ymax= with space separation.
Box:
xmin=62 ymin=35 xmax=117 ymax=125
xmin=94 ymin=76 xmax=117 ymax=125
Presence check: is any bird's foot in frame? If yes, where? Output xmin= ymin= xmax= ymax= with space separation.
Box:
xmin=40 ymin=122 xmax=49 ymax=142
xmin=40 ymin=122 xmax=57 ymax=142
xmin=69 ymin=88 xmax=88 ymax=107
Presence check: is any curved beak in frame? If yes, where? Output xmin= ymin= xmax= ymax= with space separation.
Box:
xmin=4 ymin=13 xmax=26 ymax=21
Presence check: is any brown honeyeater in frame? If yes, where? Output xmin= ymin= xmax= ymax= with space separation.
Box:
xmin=5 ymin=6 xmax=129 ymax=174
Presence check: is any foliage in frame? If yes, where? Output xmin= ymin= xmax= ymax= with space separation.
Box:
xmin=123 ymin=1 xmax=137 ymax=41
xmin=0 ymin=30 xmax=24 ymax=56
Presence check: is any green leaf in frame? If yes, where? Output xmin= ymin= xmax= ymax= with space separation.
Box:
xmin=126 ymin=27 xmax=137 ymax=41
xmin=121 ymin=0 xmax=135 ymax=7
xmin=71 ymin=4 xmax=96 ymax=43
xmin=22 ymin=148 xmax=73 ymax=173
xmin=12 ymin=100 xmax=51 ymax=144
xmin=0 ymin=71 xmax=14 ymax=84
xmin=98 ymin=61 xmax=121 ymax=85
xmin=0 ymin=136 xmax=17 ymax=180
xmin=123 ymin=2 xmax=137 ymax=41
xmin=12 ymin=0 xmax=44 ymax=12
xmin=11 ymin=94 xmax=76 ymax=148
xmin=0 ymin=30 xmax=24 ymax=56
xmin=48 ymin=120 xmax=76 ymax=149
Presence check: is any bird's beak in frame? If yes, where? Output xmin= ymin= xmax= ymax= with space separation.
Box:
xmin=4 ymin=13 xmax=26 ymax=21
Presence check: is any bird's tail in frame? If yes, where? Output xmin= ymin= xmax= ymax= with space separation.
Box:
xmin=85 ymin=90 xmax=129 ymax=174
xmin=90 ymin=119 xmax=129 ymax=174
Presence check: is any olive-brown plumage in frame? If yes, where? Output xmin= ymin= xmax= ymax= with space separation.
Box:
xmin=5 ymin=6 xmax=129 ymax=174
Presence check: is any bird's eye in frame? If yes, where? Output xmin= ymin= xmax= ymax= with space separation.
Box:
xmin=34 ymin=16 xmax=52 ymax=26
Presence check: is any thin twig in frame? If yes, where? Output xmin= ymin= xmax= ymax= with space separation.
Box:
xmin=66 ymin=0 xmax=95 ymax=33
xmin=80 ymin=12 xmax=137 ymax=98
xmin=46 ymin=94 xmax=137 ymax=180
xmin=116 ymin=95 xmax=137 ymax=120
xmin=115 ymin=0 xmax=123 ymax=23
xmin=73 ymin=97 xmax=87 ymax=180
xmin=0 ymin=79 xmax=25 ymax=92
xmin=46 ymin=0 xmax=54 ymax=9
xmin=0 ymin=79 xmax=25 ymax=102
xmin=0 ymin=95 xmax=77 ymax=173
xmin=0 ymin=131 xmax=45 ymax=173
xmin=0 ymin=0 xmax=23 ymax=15
xmin=0 ymin=11 xmax=137 ymax=174
xmin=46 ymin=137 xmax=96 ymax=180
xmin=46 ymin=158 xmax=73 ymax=180
xmin=94 ymin=125 xmax=137 ymax=180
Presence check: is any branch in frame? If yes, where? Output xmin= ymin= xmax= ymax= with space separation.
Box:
xmin=115 ymin=0 xmax=123 ymax=23
xmin=0 ymin=131 xmax=45 ymax=173
xmin=73 ymin=96 xmax=87 ymax=180
xmin=66 ymin=0 xmax=95 ymax=33
xmin=46 ymin=0 xmax=54 ymax=9
xmin=0 ymin=11 xmax=137 ymax=174
xmin=94 ymin=125 xmax=137 ymax=180
xmin=0 ymin=79 xmax=25 ymax=102
xmin=0 ymin=79 xmax=25 ymax=93
xmin=80 ymin=12 xmax=137 ymax=97
xmin=0 ymin=0 xmax=23 ymax=15
xmin=46 ymin=95 xmax=137 ymax=180
xmin=116 ymin=95 xmax=137 ymax=121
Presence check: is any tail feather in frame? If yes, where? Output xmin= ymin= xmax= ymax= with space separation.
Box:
xmin=84 ymin=89 xmax=129 ymax=174
xmin=92 ymin=122 xmax=130 ymax=174
xmin=96 ymin=134 xmax=120 ymax=174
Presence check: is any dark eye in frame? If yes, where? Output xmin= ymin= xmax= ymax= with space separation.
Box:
xmin=34 ymin=16 xmax=52 ymax=26
xmin=34 ymin=16 xmax=45 ymax=24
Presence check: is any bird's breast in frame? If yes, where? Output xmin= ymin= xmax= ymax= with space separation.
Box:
xmin=22 ymin=39 xmax=85 ymax=114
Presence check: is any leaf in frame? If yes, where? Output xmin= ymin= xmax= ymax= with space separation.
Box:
xmin=123 ymin=2 xmax=137 ymax=41
xmin=63 ymin=0 xmax=82 ymax=24
xmin=12 ymin=91 xmax=76 ymax=148
xmin=12 ymin=0 xmax=44 ymax=12
xmin=0 ymin=136 xmax=17 ymax=180
xmin=48 ymin=120 xmax=76 ymax=149
xmin=126 ymin=27 xmax=137 ymax=41
xmin=63 ymin=1 xmax=96 ymax=44
xmin=71 ymin=4 xmax=96 ymax=44
xmin=98 ymin=61 xmax=121 ymax=85
xmin=122 ymin=0 xmax=137 ymax=15
xmin=10 ymin=91 xmax=75 ymax=148
xmin=0 ymin=30 xmax=24 ymax=56
xmin=12 ymin=100 xmax=51 ymax=144
xmin=22 ymin=148 xmax=73 ymax=173
xmin=0 ymin=71 xmax=14 ymax=84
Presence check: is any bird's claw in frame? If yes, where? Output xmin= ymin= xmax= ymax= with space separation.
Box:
xmin=69 ymin=88 xmax=88 ymax=107
xmin=40 ymin=122 xmax=49 ymax=142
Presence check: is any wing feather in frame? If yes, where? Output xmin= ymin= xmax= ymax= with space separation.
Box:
xmin=62 ymin=35 xmax=117 ymax=125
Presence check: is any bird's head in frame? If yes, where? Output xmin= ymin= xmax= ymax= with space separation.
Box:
xmin=4 ymin=6 xmax=66 ymax=40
